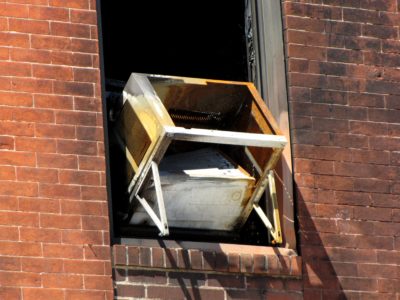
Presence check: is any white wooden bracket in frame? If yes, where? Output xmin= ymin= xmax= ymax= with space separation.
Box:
xmin=253 ymin=170 xmax=282 ymax=244
xmin=134 ymin=161 xmax=169 ymax=236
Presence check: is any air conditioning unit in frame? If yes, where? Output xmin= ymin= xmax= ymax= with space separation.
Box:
xmin=112 ymin=73 xmax=286 ymax=244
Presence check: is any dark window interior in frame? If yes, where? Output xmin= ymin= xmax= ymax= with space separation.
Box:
xmin=100 ymin=0 xmax=248 ymax=82
xmin=100 ymin=0 xmax=272 ymax=245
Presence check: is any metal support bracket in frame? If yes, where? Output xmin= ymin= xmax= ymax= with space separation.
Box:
xmin=134 ymin=161 xmax=169 ymax=236
xmin=253 ymin=170 xmax=282 ymax=244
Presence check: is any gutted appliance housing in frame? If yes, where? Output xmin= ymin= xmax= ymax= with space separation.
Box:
xmin=110 ymin=73 xmax=286 ymax=244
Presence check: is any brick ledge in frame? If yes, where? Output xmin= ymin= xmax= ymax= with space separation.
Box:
xmin=112 ymin=241 xmax=301 ymax=278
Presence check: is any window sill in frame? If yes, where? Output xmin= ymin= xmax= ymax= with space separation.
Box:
xmin=112 ymin=239 xmax=301 ymax=278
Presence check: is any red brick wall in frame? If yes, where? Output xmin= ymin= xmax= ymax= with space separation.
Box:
xmin=2 ymin=0 xmax=400 ymax=299
xmin=113 ymin=244 xmax=302 ymax=300
xmin=0 ymin=0 xmax=112 ymax=299
xmin=283 ymin=0 xmax=400 ymax=299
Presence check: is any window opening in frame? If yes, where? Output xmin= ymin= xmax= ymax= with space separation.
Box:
xmin=100 ymin=0 xmax=290 ymax=246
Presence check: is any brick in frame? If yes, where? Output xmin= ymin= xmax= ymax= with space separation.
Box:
xmin=169 ymin=271 xmax=205 ymax=286
xmin=289 ymin=59 xmax=309 ymax=73
xmin=31 ymin=35 xmax=71 ymax=51
xmin=20 ymin=227 xmax=61 ymax=243
xmin=62 ymin=230 xmax=103 ymax=244
xmin=355 ymin=235 xmax=394 ymax=250
xmin=84 ymin=245 xmax=111 ymax=260
xmin=382 ymin=40 xmax=400 ymax=54
xmin=61 ymin=200 xmax=103 ymax=216
xmin=50 ymin=0 xmax=90 ymax=9
xmin=57 ymin=140 xmax=97 ymax=155
xmin=343 ymin=7 xmax=380 ymax=24
xmin=240 ymin=253 xmax=253 ymax=273
xmin=76 ymin=126 xmax=104 ymax=141
xmin=84 ymin=275 xmax=113 ymax=290
xmin=73 ymin=68 xmax=100 ymax=83
xmin=227 ymin=252 xmax=240 ymax=273
xmin=350 ymin=121 xmax=388 ymax=136
xmin=294 ymin=159 xmax=333 ymax=174
xmin=285 ymin=2 xmax=342 ymax=19
xmin=65 ymin=290 xmax=106 ymax=300
xmin=126 ymin=246 xmax=138 ymax=266
xmin=56 ymin=111 xmax=97 ymax=126
xmin=0 ymin=3 xmax=28 ymax=18
xmin=59 ymin=170 xmax=100 ymax=186
xmin=79 ymin=156 xmax=105 ymax=171
xmin=147 ymin=286 xmax=224 ymax=300
xmin=363 ymin=24 xmax=398 ymax=39
xmin=12 ymin=108 xmax=54 ymax=123
xmin=377 ymin=250 xmax=400 ymax=265
xmin=21 ymin=257 xmax=63 ymax=273
xmin=0 ymin=121 xmax=34 ymax=137
xmin=253 ymin=254 xmax=267 ymax=273
xmin=37 ymin=153 xmax=78 ymax=169
xmin=128 ymin=269 xmax=167 ymax=285
xmin=115 ymin=285 xmax=144 ymax=298
xmin=0 ymin=166 xmax=15 ymax=180
xmin=43 ymin=244 xmax=83 ymax=259
xmin=71 ymin=10 xmax=97 ymax=25
xmin=40 ymin=213 xmax=81 ymax=229
xmin=0 ymin=211 xmax=39 ymax=228
xmin=378 ymin=279 xmax=400 ymax=293
xmin=354 ymin=178 xmax=391 ymax=193
xmin=81 ymin=186 xmax=106 ymax=200
xmin=0 ymin=241 xmax=41 ymax=257
xmin=327 ymin=49 xmax=363 ymax=64
xmin=208 ymin=274 xmax=245 ymax=288
xmin=309 ymin=62 xmax=346 ymax=77
xmin=35 ymin=124 xmax=75 ymax=140
xmin=247 ymin=276 xmax=285 ymax=290
xmin=285 ymin=15 xmax=326 ymax=33
xmin=152 ymin=247 xmax=165 ymax=268
xmin=51 ymin=51 xmax=92 ymax=67
xmin=352 ymin=149 xmax=390 ymax=165
xmin=354 ymin=206 xmax=392 ymax=222
xmin=202 ymin=251 xmax=215 ymax=271
xmin=39 ymin=183 xmax=80 ymax=199
xmin=0 ymin=287 xmax=20 ymax=300
xmin=0 ymin=61 xmax=31 ymax=77
xmin=9 ymin=18 xmax=49 ymax=34
xmin=71 ymin=38 xmax=98 ymax=53
xmin=51 ymin=22 xmax=90 ymax=39
xmin=0 ymin=180 xmax=38 ymax=196
xmin=287 ymin=30 xmax=331 ymax=47
xmin=19 ymin=197 xmax=59 ymax=213
xmin=53 ymin=81 xmax=94 ymax=97
xmin=358 ymin=264 xmax=398 ymax=279
xmin=337 ymin=220 xmax=374 ymax=235
xmin=326 ymin=20 xmax=362 ymax=36
xmin=29 ymin=6 xmax=69 ymax=21
xmin=11 ymin=78 xmax=52 ymax=94
xmin=0 ymin=272 xmax=41 ymax=287
xmin=288 ymin=44 xmax=326 ymax=61
xmin=0 ymin=32 xmax=29 ymax=48
xmin=0 ymin=195 xmax=18 ymax=210
xmin=0 ymin=136 xmax=14 ymax=151
xmin=0 ymin=91 xmax=32 ymax=107
xmin=74 ymin=97 xmax=102 ymax=112
xmin=316 ymin=175 xmax=353 ymax=191
xmin=289 ymin=73 xmax=327 ymax=89
xmin=15 ymin=137 xmax=56 ymax=153
xmin=17 ymin=167 xmax=58 ymax=183
xmin=42 ymin=274 xmax=83 ymax=289
xmin=33 ymin=65 xmax=73 ymax=81
xmin=0 ymin=226 xmax=19 ymax=241
xmin=64 ymin=260 xmax=105 ymax=275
